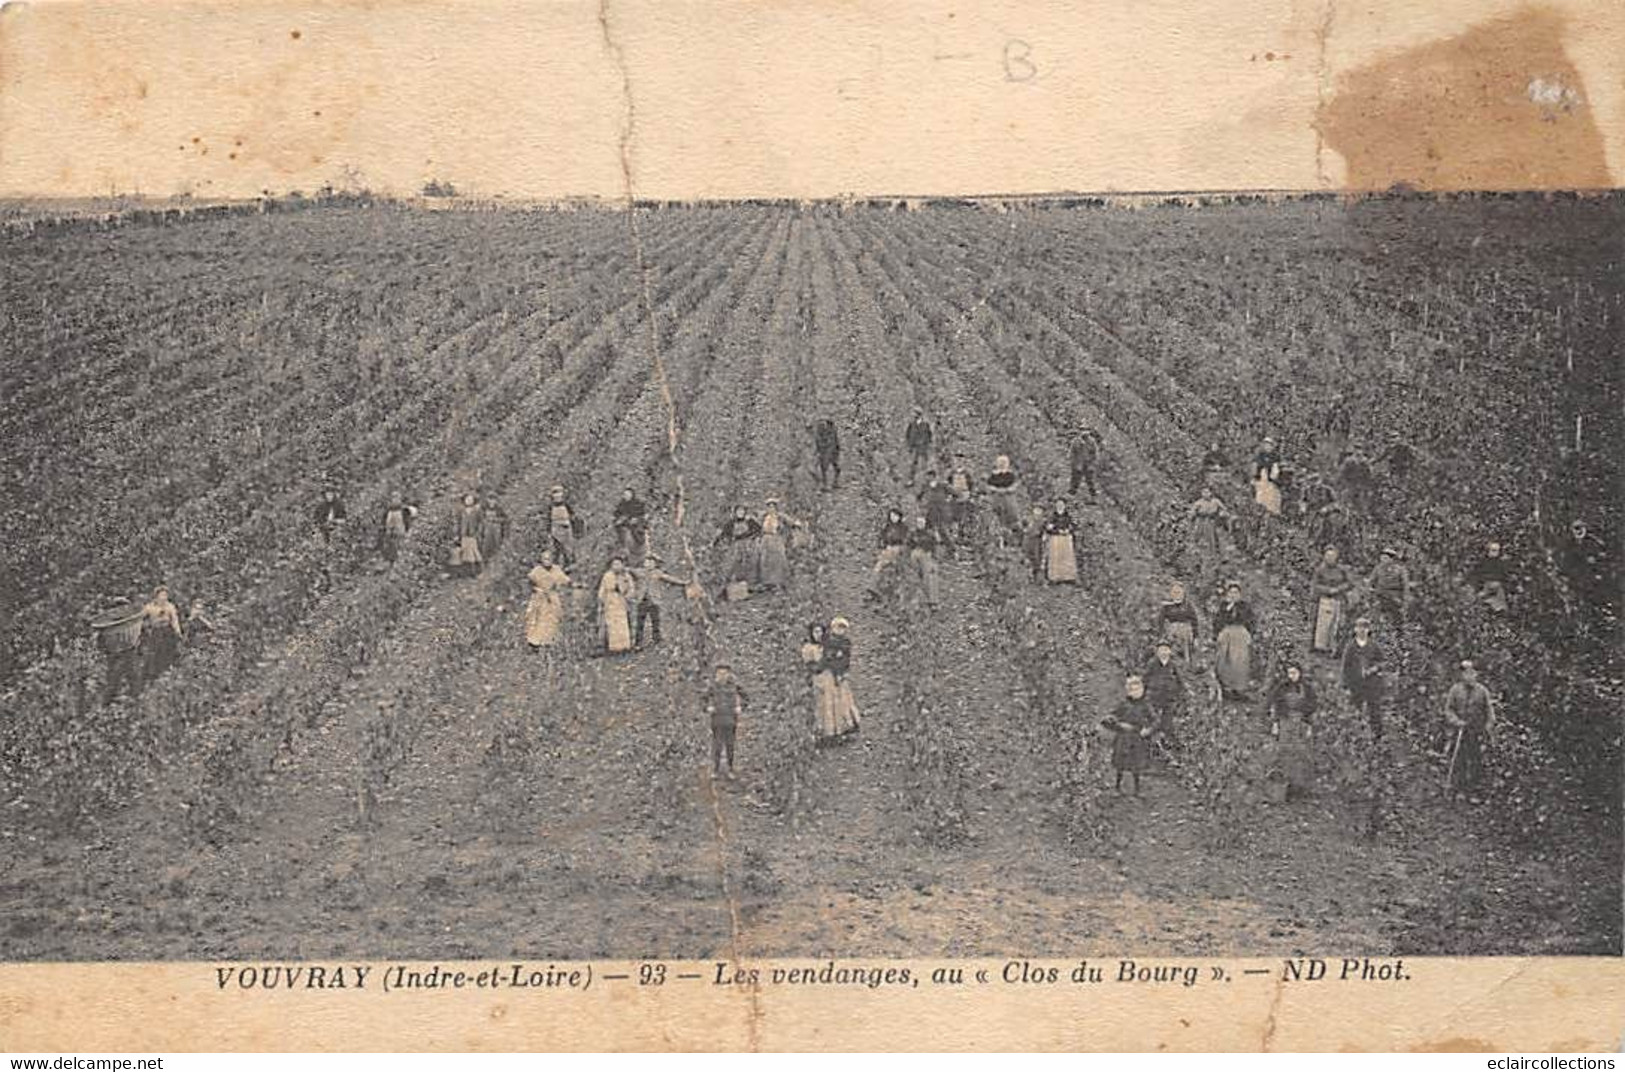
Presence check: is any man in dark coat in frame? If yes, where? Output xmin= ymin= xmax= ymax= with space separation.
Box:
xmin=1142 ymin=640 xmax=1184 ymax=746
xmin=1557 ymin=519 xmax=1611 ymax=610
xmin=1467 ymin=541 xmax=1514 ymax=614
xmin=612 ymin=487 xmax=649 ymax=559
xmin=1339 ymin=447 xmax=1376 ymax=515
xmin=1340 ymin=616 xmax=1386 ymax=737
xmin=313 ymin=488 xmax=347 ymax=543
xmin=920 ymin=471 xmax=955 ymax=548
xmin=1104 ymin=674 xmax=1156 ymax=795
xmin=812 ymin=419 xmax=841 ymax=490
xmin=1367 ymin=547 xmax=1411 ymax=624
xmin=1069 ymin=428 xmax=1101 ymax=503
xmin=904 ymin=408 xmax=934 ymax=483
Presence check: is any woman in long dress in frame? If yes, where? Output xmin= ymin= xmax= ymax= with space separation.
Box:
xmin=381 ymin=495 xmax=418 ymax=564
xmin=821 ymin=617 xmax=861 ymax=738
xmin=1041 ymin=499 xmax=1079 ymax=584
xmin=1267 ymin=662 xmax=1318 ymax=798
xmin=800 ymin=622 xmax=841 ymax=745
xmin=546 ymin=485 xmax=580 ymax=568
xmin=524 ymin=549 xmax=571 ymax=650
xmin=757 ymin=498 xmax=802 ymax=591
xmin=1252 ymin=437 xmax=1283 ymax=516
xmin=450 ymin=493 xmax=484 ymax=577
xmin=1309 ymin=546 xmax=1351 ymax=654
xmin=1212 ymin=581 xmax=1257 ymax=698
xmin=1159 ymin=581 xmax=1199 ymax=662
xmin=597 ymin=556 xmax=636 ymax=655
xmin=139 ymin=586 xmax=183 ymax=682
xmin=713 ymin=505 xmax=763 ymax=594
xmin=1104 ymin=674 xmax=1155 ymax=795
xmin=1188 ymin=487 xmax=1231 ymax=559
xmin=985 ymin=454 xmax=1022 ymax=536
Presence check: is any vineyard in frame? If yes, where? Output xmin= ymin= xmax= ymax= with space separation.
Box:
xmin=0 ymin=194 xmax=1618 ymax=959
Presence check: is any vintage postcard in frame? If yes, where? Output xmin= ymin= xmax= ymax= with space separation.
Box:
xmin=0 ymin=0 xmax=1620 ymax=1053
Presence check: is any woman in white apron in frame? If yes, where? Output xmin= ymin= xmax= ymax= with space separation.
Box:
xmin=525 ymin=549 xmax=571 ymax=650
xmin=1041 ymin=499 xmax=1079 ymax=584
xmin=597 ymin=557 xmax=636 ymax=655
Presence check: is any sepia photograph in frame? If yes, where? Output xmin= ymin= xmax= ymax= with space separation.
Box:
xmin=0 ymin=0 xmax=1621 ymax=1052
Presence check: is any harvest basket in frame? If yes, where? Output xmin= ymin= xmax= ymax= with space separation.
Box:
xmin=91 ymin=605 xmax=145 ymax=653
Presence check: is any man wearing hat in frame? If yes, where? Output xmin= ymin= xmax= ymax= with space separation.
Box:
xmin=1340 ymin=617 xmax=1386 ymax=737
xmin=1367 ymin=547 xmax=1411 ymax=623
xmin=1142 ymin=640 xmax=1185 ymax=748
xmin=1443 ymin=659 xmax=1497 ymax=801
xmin=631 ymin=549 xmax=689 ymax=648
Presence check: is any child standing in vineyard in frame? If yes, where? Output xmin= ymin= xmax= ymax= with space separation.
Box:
xmin=707 ymin=664 xmax=747 ymax=780
xmin=1104 ymin=674 xmax=1156 ymax=796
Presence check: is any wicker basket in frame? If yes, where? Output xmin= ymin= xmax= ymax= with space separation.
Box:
xmin=91 ymin=606 xmax=145 ymax=653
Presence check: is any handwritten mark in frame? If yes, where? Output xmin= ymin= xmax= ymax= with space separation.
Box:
xmin=1004 ymin=39 xmax=1037 ymax=82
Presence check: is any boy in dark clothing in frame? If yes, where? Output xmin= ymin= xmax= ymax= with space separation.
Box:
xmin=708 ymin=665 xmax=747 ymax=779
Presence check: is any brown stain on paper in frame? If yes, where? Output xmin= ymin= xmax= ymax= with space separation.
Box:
xmin=1317 ymin=6 xmax=1612 ymax=190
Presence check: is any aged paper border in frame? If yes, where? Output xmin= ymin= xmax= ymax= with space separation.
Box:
xmin=2 ymin=0 xmax=1621 ymax=1053
xmin=2 ymin=960 xmax=1623 ymax=1051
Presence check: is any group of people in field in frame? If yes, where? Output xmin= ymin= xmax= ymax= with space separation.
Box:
xmin=92 ymin=585 xmax=215 ymax=700
xmin=1137 ymin=430 xmax=1527 ymax=803
xmin=456 ymin=407 xmax=1515 ymax=797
